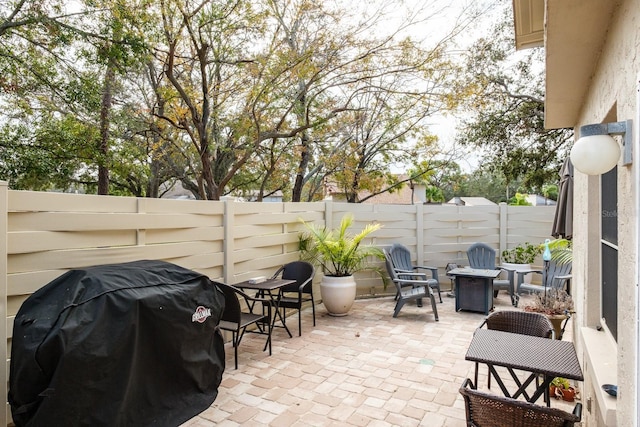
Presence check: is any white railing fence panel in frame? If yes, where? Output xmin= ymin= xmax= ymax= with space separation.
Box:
xmin=0 ymin=187 xmax=556 ymax=425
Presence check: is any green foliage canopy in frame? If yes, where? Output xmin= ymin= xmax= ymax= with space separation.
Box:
xmin=454 ymin=11 xmax=573 ymax=192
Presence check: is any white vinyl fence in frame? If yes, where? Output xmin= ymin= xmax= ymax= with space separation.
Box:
xmin=0 ymin=182 xmax=556 ymax=424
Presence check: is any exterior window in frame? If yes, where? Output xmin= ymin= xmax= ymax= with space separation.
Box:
xmin=601 ymin=167 xmax=617 ymax=341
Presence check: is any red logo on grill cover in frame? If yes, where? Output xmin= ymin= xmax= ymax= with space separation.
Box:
xmin=192 ymin=306 xmax=212 ymax=323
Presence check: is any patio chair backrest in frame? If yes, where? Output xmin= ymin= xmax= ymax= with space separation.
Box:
xmin=484 ymin=310 xmax=554 ymax=339
xmin=388 ymin=243 xmax=413 ymax=271
xmin=467 ymin=242 xmax=498 ymax=270
xmin=383 ymin=250 xmax=403 ymax=295
xmin=460 ymin=378 xmax=582 ymax=427
xmin=277 ymin=261 xmax=314 ymax=293
xmin=218 ymin=282 xmax=243 ymax=324
xmin=542 ymin=260 xmax=572 ymax=289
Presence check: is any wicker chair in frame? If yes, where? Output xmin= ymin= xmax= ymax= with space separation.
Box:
xmin=460 ymin=378 xmax=582 ymax=427
xmin=476 ymin=311 xmax=554 ymax=392
xmin=480 ymin=310 xmax=555 ymax=339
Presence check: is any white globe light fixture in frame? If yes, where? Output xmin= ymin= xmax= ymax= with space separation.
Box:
xmin=570 ymin=120 xmax=633 ymax=175
xmin=570 ymin=134 xmax=620 ymax=175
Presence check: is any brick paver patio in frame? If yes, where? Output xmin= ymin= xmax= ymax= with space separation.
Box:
xmin=182 ymin=290 xmax=579 ymax=426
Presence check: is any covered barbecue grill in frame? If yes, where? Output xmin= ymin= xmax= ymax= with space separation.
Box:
xmin=9 ymin=260 xmax=225 ymax=426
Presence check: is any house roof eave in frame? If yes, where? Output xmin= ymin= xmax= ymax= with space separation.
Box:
xmin=512 ymin=0 xmax=618 ymax=129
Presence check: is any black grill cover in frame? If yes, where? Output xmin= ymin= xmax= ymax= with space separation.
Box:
xmin=9 ymin=260 xmax=225 ymax=427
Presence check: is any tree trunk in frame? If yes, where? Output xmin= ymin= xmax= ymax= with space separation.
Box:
xmin=147 ymin=159 xmax=161 ymax=198
xmin=200 ymin=137 xmax=218 ymax=200
xmin=98 ymin=61 xmax=116 ymax=195
xmin=292 ymin=132 xmax=310 ymax=202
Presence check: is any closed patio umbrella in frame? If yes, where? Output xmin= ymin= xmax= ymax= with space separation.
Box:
xmin=552 ymin=157 xmax=573 ymax=239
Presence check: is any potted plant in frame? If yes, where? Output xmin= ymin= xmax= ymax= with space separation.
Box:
xmin=523 ymin=288 xmax=574 ymax=339
xmin=550 ymin=377 xmax=577 ymax=402
xmin=298 ymin=214 xmax=385 ymax=316
xmin=501 ymin=242 xmax=542 ymax=264
xmin=501 ymin=242 xmax=542 ymax=283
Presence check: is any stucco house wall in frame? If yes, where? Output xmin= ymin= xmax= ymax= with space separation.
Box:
xmin=571 ymin=1 xmax=638 ymax=425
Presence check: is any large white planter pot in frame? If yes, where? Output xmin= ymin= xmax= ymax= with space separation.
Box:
xmin=501 ymin=262 xmax=533 ymax=285
xmin=320 ymin=275 xmax=357 ymax=316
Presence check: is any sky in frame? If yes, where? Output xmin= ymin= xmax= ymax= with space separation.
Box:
xmin=383 ymin=0 xmax=507 ymax=173
xmin=60 ymin=0 xmax=506 ymax=175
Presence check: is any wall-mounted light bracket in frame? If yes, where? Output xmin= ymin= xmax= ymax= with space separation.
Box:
xmin=578 ymin=119 xmax=632 ymax=165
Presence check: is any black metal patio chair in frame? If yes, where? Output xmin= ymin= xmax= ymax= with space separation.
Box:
xmin=217 ymin=282 xmax=273 ymax=369
xmin=271 ymin=261 xmax=315 ymax=336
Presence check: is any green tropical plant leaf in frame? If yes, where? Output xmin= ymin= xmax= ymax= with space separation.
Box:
xmin=298 ymin=214 xmax=386 ymax=285
xmin=547 ymin=238 xmax=572 ymax=264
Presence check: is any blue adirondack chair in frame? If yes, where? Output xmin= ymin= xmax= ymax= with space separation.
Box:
xmin=466 ymin=242 xmax=515 ymax=305
xmin=388 ymin=243 xmax=442 ymax=303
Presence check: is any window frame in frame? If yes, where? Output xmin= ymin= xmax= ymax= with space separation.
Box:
xmin=600 ymin=166 xmax=618 ymax=341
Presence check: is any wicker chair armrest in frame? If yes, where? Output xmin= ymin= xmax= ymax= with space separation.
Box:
xmin=573 ymin=402 xmax=583 ymax=419
xmin=230 ymin=286 xmax=274 ymax=318
xmin=477 ymin=318 xmax=488 ymax=331
xmin=279 ymin=279 xmax=313 ymax=295
xmin=460 ymin=377 xmax=476 ymax=390
xmin=298 ymin=277 xmax=313 ymax=292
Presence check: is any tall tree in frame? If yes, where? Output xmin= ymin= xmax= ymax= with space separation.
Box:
xmin=0 ymin=0 xmax=150 ymax=194
xmin=454 ymin=8 xmax=573 ymax=191
xmin=86 ymin=0 xmax=153 ymax=194
xmin=1 ymin=0 xmax=489 ymax=201
xmin=265 ymin=0 xmax=476 ymax=202
xmin=328 ymin=101 xmax=440 ymax=203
